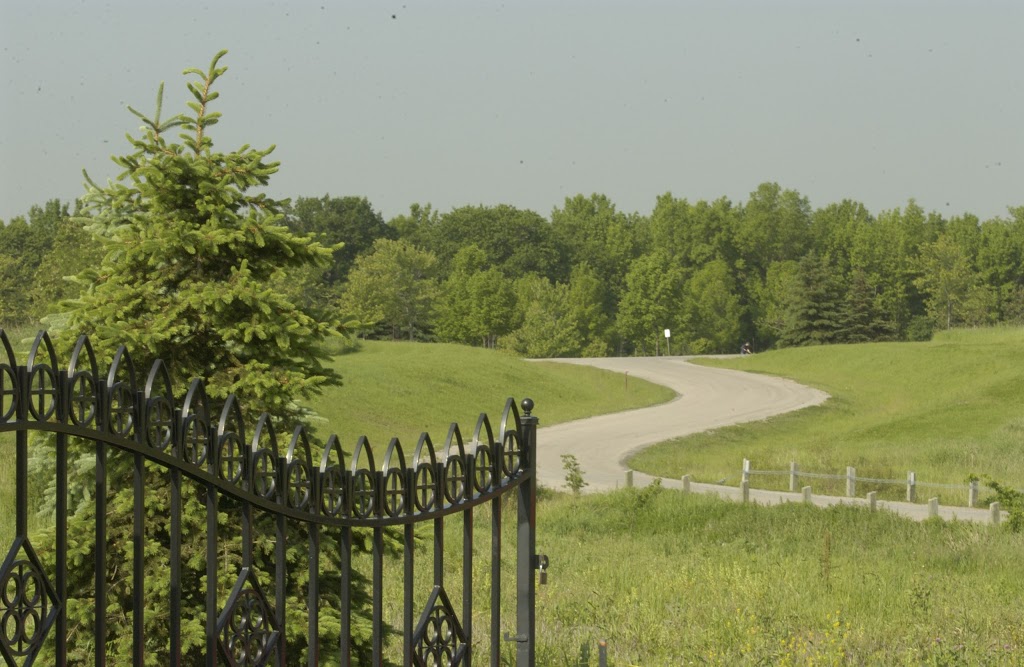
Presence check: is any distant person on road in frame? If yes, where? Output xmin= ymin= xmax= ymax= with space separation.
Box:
xmin=740 ymin=342 xmax=753 ymax=355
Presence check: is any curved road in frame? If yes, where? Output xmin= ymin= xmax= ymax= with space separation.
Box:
xmin=536 ymin=356 xmax=997 ymax=524
xmin=536 ymin=356 xmax=828 ymax=491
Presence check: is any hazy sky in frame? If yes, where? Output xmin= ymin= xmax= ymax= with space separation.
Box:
xmin=2 ymin=1 xmax=1022 ymax=225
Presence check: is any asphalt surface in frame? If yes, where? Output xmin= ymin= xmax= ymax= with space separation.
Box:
xmin=536 ymin=356 xmax=1000 ymax=524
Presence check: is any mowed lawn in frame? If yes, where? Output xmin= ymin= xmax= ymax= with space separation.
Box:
xmin=306 ymin=340 xmax=675 ymax=450
xmin=630 ymin=326 xmax=1024 ymax=497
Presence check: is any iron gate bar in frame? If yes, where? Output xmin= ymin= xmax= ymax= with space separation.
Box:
xmin=0 ymin=329 xmax=541 ymax=666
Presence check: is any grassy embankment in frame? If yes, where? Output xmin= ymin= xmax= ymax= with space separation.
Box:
xmin=631 ymin=326 xmax=1024 ymax=500
xmin=306 ymin=340 xmax=675 ymax=447
xmin=351 ymin=330 xmax=1024 ymax=666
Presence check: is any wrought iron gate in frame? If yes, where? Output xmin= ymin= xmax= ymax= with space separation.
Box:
xmin=0 ymin=330 xmax=542 ymax=666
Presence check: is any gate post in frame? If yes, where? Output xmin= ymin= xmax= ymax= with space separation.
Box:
xmin=516 ymin=398 xmax=539 ymax=666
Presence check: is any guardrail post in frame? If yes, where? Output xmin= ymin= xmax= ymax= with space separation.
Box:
xmin=741 ymin=480 xmax=749 ymax=503
xmin=802 ymin=486 xmax=812 ymax=504
xmin=907 ymin=472 xmax=916 ymax=503
xmin=789 ymin=462 xmax=798 ymax=492
xmin=846 ymin=467 xmax=856 ymax=497
xmin=928 ymin=497 xmax=939 ymax=519
xmin=742 ymin=459 xmax=750 ymax=485
xmin=867 ymin=490 xmax=877 ymax=511
xmin=968 ymin=479 xmax=979 ymax=508
xmin=990 ymin=501 xmax=1001 ymax=525
xmin=681 ymin=474 xmax=691 ymax=492
xmin=625 ymin=470 xmax=633 ymax=488
xmin=598 ymin=640 xmax=608 ymax=667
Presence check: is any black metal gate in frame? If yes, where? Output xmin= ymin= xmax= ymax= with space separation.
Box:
xmin=0 ymin=330 xmax=542 ymax=666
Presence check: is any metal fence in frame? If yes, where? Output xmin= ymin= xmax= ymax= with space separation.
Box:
xmin=0 ymin=329 xmax=543 ymax=666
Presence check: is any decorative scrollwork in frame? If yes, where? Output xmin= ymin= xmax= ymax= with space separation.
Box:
xmin=443 ymin=457 xmax=466 ymax=503
xmin=26 ymin=365 xmax=57 ymax=422
xmin=286 ymin=461 xmax=311 ymax=511
xmin=2 ymin=329 xmax=532 ymax=528
xmin=106 ymin=346 xmax=137 ymax=438
xmin=224 ymin=590 xmax=271 ymax=666
xmin=413 ymin=463 xmax=435 ymax=512
xmin=220 ymin=433 xmax=246 ymax=486
xmin=182 ymin=414 xmax=210 ymax=467
xmin=0 ymin=364 xmax=16 ymax=424
xmin=320 ymin=464 xmax=345 ymax=517
xmin=352 ymin=470 xmax=375 ymax=519
xmin=69 ymin=371 xmax=98 ymax=427
xmin=218 ymin=569 xmax=279 ymax=667
xmin=252 ymin=450 xmax=277 ymax=500
xmin=67 ymin=335 xmax=99 ymax=427
xmin=473 ymin=445 xmax=493 ymax=494
xmin=108 ymin=381 xmax=135 ymax=436
xmin=25 ymin=333 xmax=58 ymax=422
xmin=413 ymin=586 xmax=466 ymax=667
xmin=501 ymin=431 xmax=522 ymax=480
xmin=0 ymin=560 xmax=46 ymax=656
xmin=382 ymin=468 xmax=406 ymax=517
xmin=145 ymin=396 xmax=174 ymax=451
xmin=319 ymin=435 xmax=346 ymax=517
xmin=0 ymin=540 xmax=57 ymax=664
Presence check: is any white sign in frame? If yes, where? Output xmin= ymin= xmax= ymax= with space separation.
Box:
xmin=664 ymin=329 xmax=671 ymax=338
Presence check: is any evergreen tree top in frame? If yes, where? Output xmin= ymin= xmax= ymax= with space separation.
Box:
xmin=60 ymin=50 xmax=341 ymax=427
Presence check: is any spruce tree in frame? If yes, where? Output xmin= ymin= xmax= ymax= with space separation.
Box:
xmin=34 ymin=51 xmax=377 ymax=664
xmin=64 ymin=50 xmax=340 ymax=420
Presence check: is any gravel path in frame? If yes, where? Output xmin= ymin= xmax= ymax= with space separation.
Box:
xmin=536 ymin=356 xmax=999 ymax=524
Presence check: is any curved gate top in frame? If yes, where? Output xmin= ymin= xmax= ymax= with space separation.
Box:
xmin=0 ymin=329 xmax=543 ymax=666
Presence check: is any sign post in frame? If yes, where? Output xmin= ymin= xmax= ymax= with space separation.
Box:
xmin=664 ymin=328 xmax=671 ymax=356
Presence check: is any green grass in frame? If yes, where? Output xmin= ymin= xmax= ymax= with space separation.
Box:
xmin=629 ymin=326 xmax=1024 ymax=499
xmin=367 ymin=486 xmax=1024 ymax=665
xmin=529 ymin=487 xmax=1024 ymax=665
xmin=305 ymin=340 xmax=674 ymax=448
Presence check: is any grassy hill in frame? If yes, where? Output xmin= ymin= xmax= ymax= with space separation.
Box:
xmin=306 ymin=340 xmax=674 ymax=447
xmin=630 ymin=326 xmax=1024 ymax=497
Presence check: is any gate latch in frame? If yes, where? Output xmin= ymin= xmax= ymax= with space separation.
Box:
xmin=535 ymin=553 xmax=549 ymax=585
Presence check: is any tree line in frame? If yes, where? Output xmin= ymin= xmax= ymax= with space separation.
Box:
xmin=6 ymin=187 xmax=1023 ymax=356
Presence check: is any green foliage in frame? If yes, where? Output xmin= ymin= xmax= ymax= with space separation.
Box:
xmin=0 ymin=200 xmax=100 ymax=328
xmin=287 ymin=194 xmax=393 ymax=286
xmin=914 ymin=234 xmax=981 ymax=329
xmin=339 ymin=238 xmax=438 ymax=340
xmin=551 ymin=193 xmax=642 ymax=300
xmin=560 ymin=453 xmax=587 ymax=495
xmin=433 ymin=245 xmax=515 ymax=348
xmin=978 ymin=475 xmax=1024 ymax=532
xmin=680 ymin=259 xmax=743 ymax=353
xmin=424 ymin=204 xmax=562 ymax=281
xmin=499 ymin=275 xmax=580 ymax=358
xmin=615 ymin=251 xmax=684 ymax=355
xmin=32 ymin=51 xmax=365 ymax=664
xmin=775 ymin=253 xmax=845 ymax=347
xmin=61 ymin=53 xmax=340 ymax=421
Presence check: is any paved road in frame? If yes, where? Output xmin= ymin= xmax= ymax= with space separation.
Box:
xmin=536 ymin=356 xmax=1000 ymax=524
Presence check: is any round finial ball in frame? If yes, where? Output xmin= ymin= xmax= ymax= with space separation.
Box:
xmin=521 ymin=397 xmax=534 ymax=414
